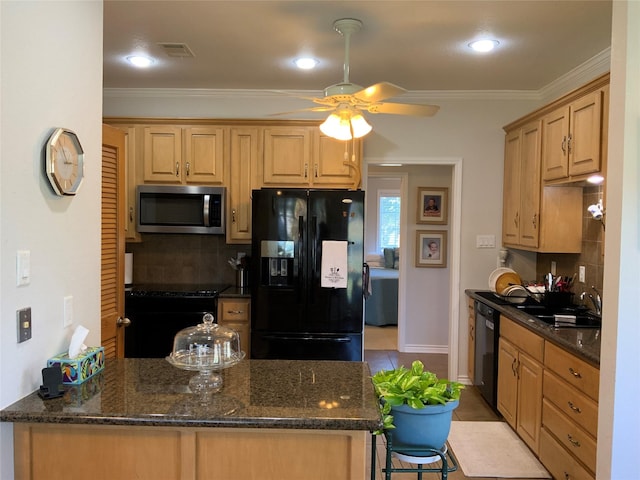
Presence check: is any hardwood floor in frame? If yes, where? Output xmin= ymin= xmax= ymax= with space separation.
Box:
xmin=364 ymin=349 xmax=505 ymax=479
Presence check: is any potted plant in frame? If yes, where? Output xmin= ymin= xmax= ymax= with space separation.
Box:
xmin=371 ymin=360 xmax=464 ymax=453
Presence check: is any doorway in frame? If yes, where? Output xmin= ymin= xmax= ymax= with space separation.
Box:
xmin=364 ymin=158 xmax=463 ymax=380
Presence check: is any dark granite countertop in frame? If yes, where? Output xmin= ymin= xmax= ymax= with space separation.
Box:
xmin=466 ymin=290 xmax=600 ymax=367
xmin=1 ymin=359 xmax=382 ymax=431
xmin=219 ymin=286 xmax=251 ymax=298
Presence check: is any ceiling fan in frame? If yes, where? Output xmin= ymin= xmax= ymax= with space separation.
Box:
xmin=279 ymin=18 xmax=440 ymax=140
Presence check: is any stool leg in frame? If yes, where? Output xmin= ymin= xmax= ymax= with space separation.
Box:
xmin=417 ymin=463 xmax=423 ymax=480
xmin=370 ymin=434 xmax=377 ymax=480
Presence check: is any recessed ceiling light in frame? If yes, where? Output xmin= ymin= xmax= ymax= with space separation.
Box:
xmin=126 ymin=55 xmax=154 ymax=68
xmin=294 ymin=57 xmax=319 ymax=70
xmin=469 ymin=39 xmax=500 ymax=53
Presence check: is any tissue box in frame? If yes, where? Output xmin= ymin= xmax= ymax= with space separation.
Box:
xmin=47 ymin=347 xmax=105 ymax=385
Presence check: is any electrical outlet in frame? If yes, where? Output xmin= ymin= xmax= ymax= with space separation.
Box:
xmin=63 ymin=296 xmax=73 ymax=327
xmin=579 ymin=265 xmax=586 ymax=283
xmin=551 ymin=261 xmax=557 ymax=276
xmin=17 ymin=307 xmax=32 ymax=343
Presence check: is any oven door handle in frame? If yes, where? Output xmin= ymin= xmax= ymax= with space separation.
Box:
xmin=263 ymin=335 xmax=351 ymax=343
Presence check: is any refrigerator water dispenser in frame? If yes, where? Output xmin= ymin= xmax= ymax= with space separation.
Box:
xmin=260 ymin=241 xmax=295 ymax=286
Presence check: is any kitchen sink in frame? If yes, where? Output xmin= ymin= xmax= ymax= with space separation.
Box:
xmin=515 ymin=304 xmax=601 ymax=328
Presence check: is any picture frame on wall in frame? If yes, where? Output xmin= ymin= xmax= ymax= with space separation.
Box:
xmin=417 ymin=187 xmax=448 ymax=225
xmin=416 ymin=230 xmax=447 ymax=268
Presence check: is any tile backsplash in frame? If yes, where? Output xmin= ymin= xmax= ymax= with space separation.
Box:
xmin=537 ymin=185 xmax=605 ymax=304
xmin=127 ymin=234 xmax=249 ymax=286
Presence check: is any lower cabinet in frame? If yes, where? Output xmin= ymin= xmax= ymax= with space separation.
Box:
xmin=497 ymin=313 xmax=600 ymax=479
xmin=13 ymin=423 xmax=366 ymax=480
xmin=497 ymin=316 xmax=543 ymax=455
xmin=467 ymin=297 xmax=475 ymax=383
xmin=217 ymin=297 xmax=251 ymax=355
xmin=540 ymin=341 xmax=599 ymax=479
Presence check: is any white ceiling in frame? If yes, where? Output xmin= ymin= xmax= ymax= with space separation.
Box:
xmin=103 ymin=0 xmax=612 ymax=93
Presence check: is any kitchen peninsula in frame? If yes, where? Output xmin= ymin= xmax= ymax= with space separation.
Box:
xmin=1 ymin=359 xmax=381 ymax=480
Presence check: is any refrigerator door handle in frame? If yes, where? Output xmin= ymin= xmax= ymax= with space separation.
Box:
xmin=298 ymin=215 xmax=304 ymax=299
xmin=310 ymin=216 xmax=318 ymax=302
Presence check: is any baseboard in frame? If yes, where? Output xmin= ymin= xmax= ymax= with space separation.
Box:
xmin=401 ymin=344 xmax=448 ymax=354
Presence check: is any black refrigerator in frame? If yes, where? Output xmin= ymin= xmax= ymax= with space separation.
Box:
xmin=250 ymin=188 xmax=365 ymax=361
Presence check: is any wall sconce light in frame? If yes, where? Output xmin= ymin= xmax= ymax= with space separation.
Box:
xmin=587 ymin=199 xmax=605 ymax=229
xmin=319 ymin=106 xmax=372 ymax=141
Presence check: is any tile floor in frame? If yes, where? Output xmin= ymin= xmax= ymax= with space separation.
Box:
xmin=363 ymin=326 xmax=539 ymax=480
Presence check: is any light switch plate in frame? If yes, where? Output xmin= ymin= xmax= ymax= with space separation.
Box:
xmin=476 ymin=235 xmax=496 ymax=248
xmin=16 ymin=250 xmax=30 ymax=286
xmin=17 ymin=307 xmax=32 ymax=343
xmin=579 ymin=265 xmax=586 ymax=283
xmin=63 ymin=296 xmax=73 ymax=327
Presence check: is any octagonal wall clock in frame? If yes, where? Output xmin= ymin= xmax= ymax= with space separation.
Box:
xmin=45 ymin=127 xmax=84 ymax=196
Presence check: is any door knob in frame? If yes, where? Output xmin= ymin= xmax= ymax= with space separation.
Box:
xmin=117 ymin=317 xmax=131 ymax=327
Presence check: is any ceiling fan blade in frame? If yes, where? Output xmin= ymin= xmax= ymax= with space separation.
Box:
xmin=367 ymin=102 xmax=440 ymax=117
xmin=353 ymin=82 xmax=407 ymax=103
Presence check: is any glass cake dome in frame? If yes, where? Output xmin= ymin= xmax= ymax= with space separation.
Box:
xmin=166 ymin=313 xmax=245 ymax=394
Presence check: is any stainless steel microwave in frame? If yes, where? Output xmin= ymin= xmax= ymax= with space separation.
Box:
xmin=136 ymin=185 xmax=225 ymax=234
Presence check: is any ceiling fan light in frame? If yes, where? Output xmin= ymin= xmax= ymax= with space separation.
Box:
xmin=320 ymin=113 xmax=353 ymax=141
xmin=349 ymin=113 xmax=372 ymax=138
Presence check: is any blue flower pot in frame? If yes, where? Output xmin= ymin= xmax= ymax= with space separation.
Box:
xmin=390 ymin=400 xmax=459 ymax=451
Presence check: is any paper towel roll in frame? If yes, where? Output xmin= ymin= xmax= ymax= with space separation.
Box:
xmin=125 ymin=253 xmax=133 ymax=285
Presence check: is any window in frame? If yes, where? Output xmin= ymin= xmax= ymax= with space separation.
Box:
xmin=378 ymin=190 xmax=401 ymax=250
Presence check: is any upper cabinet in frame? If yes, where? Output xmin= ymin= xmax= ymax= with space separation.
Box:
xmin=143 ymin=126 xmax=226 ymax=185
xmin=104 ymin=119 xmax=362 ymax=244
xmin=502 ymin=74 xmax=608 ymax=253
xmin=261 ymin=127 xmax=362 ymax=188
xmin=542 ymin=89 xmax=605 ymax=182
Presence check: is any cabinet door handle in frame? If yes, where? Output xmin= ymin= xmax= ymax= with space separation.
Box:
xmin=567 ymin=133 xmax=572 ymax=154
xmin=561 ymin=135 xmax=567 ymax=154
xmin=129 ymin=206 xmax=134 ymax=223
xmin=511 ymin=358 xmax=518 ymax=376
xmin=514 ymin=212 xmax=519 ymax=228
xmin=567 ymin=401 xmax=582 ymax=414
xmin=227 ymin=310 xmax=245 ymax=315
xmin=304 ymin=163 xmax=308 ymax=178
xmin=532 ymin=213 xmax=537 ymax=229
xmin=314 ymin=163 xmax=318 ymax=178
xmin=175 ymin=162 xmax=180 ymax=177
xmin=232 ymin=209 xmax=236 ymax=223
xmin=186 ymin=161 xmax=190 ymax=177
xmin=563 ymin=472 xmax=570 ymax=480
xmin=567 ymin=434 xmax=581 ymax=447
xmin=568 ymin=367 xmax=582 ymax=378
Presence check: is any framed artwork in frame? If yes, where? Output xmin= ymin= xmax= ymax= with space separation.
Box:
xmin=416 ymin=230 xmax=447 ymax=268
xmin=417 ymin=187 xmax=448 ymax=225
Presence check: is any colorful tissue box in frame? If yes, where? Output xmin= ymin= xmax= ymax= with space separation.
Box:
xmin=47 ymin=347 xmax=105 ymax=385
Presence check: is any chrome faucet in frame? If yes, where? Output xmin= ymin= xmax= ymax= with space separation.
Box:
xmin=580 ymin=286 xmax=602 ymax=315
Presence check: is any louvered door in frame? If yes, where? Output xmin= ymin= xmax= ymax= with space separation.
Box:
xmin=102 ymin=125 xmax=126 ymax=358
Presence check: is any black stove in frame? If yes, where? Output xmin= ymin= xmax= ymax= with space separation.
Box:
xmin=124 ymin=283 xmax=230 ymax=358
xmin=127 ymin=283 xmax=229 ymax=298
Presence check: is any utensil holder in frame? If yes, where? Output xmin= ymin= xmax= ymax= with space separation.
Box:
xmin=236 ymin=268 xmax=248 ymax=288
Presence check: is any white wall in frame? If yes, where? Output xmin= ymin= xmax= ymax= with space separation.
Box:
xmin=597 ymin=1 xmax=640 ymax=477
xmin=0 ymin=2 xmax=103 ymax=477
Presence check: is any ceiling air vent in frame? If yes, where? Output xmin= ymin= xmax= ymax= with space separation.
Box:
xmin=157 ymin=43 xmax=195 ymax=58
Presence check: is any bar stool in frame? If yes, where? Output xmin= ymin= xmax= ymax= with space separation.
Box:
xmin=370 ymin=430 xmax=459 ymax=480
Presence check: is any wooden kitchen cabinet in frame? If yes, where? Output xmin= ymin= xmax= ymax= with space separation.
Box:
xmin=502 ymin=120 xmax=583 ymax=253
xmin=540 ymin=341 xmax=599 ymax=478
xmin=542 ymin=88 xmax=605 ymax=182
xmin=261 ymin=127 xmax=361 ymax=188
xmin=467 ymin=296 xmax=475 ymax=383
xmin=227 ymin=127 xmax=259 ymax=244
xmin=217 ymin=297 xmax=251 ymax=355
xmin=143 ymin=126 xmax=226 ymax=185
xmin=497 ymin=315 xmax=544 ymax=454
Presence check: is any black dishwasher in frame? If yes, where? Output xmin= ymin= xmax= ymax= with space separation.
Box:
xmin=474 ymin=299 xmax=501 ymax=411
